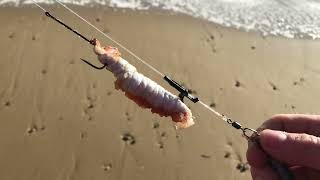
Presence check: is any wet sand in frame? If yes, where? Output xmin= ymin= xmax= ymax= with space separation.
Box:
xmin=1 ymin=5 xmax=320 ymax=180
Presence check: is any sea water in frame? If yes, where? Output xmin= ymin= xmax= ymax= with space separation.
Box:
xmin=2 ymin=0 xmax=320 ymax=39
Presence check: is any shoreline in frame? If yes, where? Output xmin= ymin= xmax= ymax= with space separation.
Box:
xmin=2 ymin=4 xmax=320 ymax=41
xmin=1 ymin=5 xmax=320 ymax=180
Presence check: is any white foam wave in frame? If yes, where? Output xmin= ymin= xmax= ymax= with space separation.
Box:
xmin=2 ymin=0 xmax=320 ymax=39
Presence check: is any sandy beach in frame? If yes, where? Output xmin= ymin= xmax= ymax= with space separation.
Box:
xmin=1 ymin=5 xmax=320 ymax=180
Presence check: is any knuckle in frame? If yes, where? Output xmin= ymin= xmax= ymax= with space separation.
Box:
xmin=294 ymin=133 xmax=320 ymax=145
xmin=259 ymin=114 xmax=291 ymax=131
xmin=270 ymin=114 xmax=291 ymax=121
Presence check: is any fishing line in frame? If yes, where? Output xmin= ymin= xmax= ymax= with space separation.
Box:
xmin=32 ymin=0 xmax=225 ymax=122
xmin=32 ymin=0 xmax=46 ymax=12
xmin=30 ymin=2 xmax=293 ymax=179
xmin=31 ymin=0 xmax=268 ymax=139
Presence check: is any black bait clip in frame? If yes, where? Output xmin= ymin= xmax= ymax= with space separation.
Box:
xmin=163 ymin=76 xmax=199 ymax=103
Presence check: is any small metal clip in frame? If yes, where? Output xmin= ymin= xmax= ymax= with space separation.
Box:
xmin=242 ymin=128 xmax=259 ymax=140
xmin=222 ymin=115 xmax=259 ymax=140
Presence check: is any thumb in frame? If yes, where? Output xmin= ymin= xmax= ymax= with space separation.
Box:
xmin=260 ymin=129 xmax=320 ymax=170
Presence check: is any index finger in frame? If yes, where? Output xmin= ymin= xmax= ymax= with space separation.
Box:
xmin=258 ymin=114 xmax=320 ymax=137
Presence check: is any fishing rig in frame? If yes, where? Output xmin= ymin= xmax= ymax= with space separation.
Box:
xmin=32 ymin=1 xmax=294 ymax=179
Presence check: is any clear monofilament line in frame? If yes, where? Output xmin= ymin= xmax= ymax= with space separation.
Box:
xmin=54 ymin=0 xmax=164 ymax=77
xmin=32 ymin=0 xmax=47 ymax=12
xmin=199 ymin=100 xmax=226 ymax=121
xmin=32 ymin=0 xmax=229 ymax=124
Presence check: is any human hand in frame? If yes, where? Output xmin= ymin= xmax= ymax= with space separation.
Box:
xmin=246 ymin=114 xmax=320 ymax=180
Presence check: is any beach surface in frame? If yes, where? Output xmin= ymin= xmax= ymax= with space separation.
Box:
xmin=1 ymin=6 xmax=320 ymax=180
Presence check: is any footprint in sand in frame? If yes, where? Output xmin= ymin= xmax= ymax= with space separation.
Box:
xmin=160 ymin=132 xmax=167 ymax=138
xmin=205 ymin=34 xmax=217 ymax=53
xmin=41 ymin=69 xmax=47 ymax=75
xmin=27 ymin=126 xmax=37 ymax=135
xmin=212 ymin=47 xmax=217 ymax=53
xmin=102 ymin=163 xmax=112 ymax=172
xmin=3 ymin=101 xmax=11 ymax=107
xmin=32 ymin=34 xmax=38 ymax=41
xmin=83 ymin=95 xmax=96 ymax=121
xmin=153 ymin=122 xmax=160 ymax=129
xmin=26 ymin=124 xmax=45 ymax=135
xmin=205 ymin=35 xmax=215 ymax=42
xmin=87 ymin=104 xmax=94 ymax=109
xmin=58 ymin=116 xmax=64 ymax=121
xmin=107 ymin=91 xmax=112 ymax=96
xmin=80 ymin=131 xmax=88 ymax=139
xmin=152 ymin=122 xmax=168 ymax=149
xmin=125 ymin=112 xmax=131 ymax=121
xmin=268 ymin=81 xmax=278 ymax=91
xmin=236 ymin=162 xmax=250 ymax=173
xmin=224 ymin=140 xmax=250 ymax=173
xmin=157 ymin=141 xmax=164 ymax=149
xmin=176 ymin=134 xmax=181 ymax=139
xmin=210 ymin=102 xmax=216 ymax=108
xmin=224 ymin=152 xmax=231 ymax=158
xmin=121 ymin=132 xmax=136 ymax=145
xmin=235 ymin=80 xmax=241 ymax=88
xmin=293 ymin=77 xmax=305 ymax=86
xmin=200 ymin=154 xmax=211 ymax=159
xmin=8 ymin=33 xmax=15 ymax=39
xmin=92 ymin=83 xmax=97 ymax=89
xmin=284 ymin=104 xmax=296 ymax=110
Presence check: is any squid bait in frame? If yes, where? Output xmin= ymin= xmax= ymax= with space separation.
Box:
xmin=92 ymin=39 xmax=194 ymax=129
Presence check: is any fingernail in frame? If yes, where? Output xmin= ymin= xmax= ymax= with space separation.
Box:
xmin=262 ymin=130 xmax=287 ymax=149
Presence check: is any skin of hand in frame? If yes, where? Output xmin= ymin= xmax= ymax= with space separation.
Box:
xmin=247 ymin=114 xmax=320 ymax=180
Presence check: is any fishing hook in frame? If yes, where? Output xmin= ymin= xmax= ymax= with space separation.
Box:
xmin=80 ymin=58 xmax=107 ymax=70
xmin=43 ymin=11 xmax=106 ymax=70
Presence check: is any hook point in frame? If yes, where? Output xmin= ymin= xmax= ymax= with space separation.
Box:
xmin=80 ymin=58 xmax=107 ymax=70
